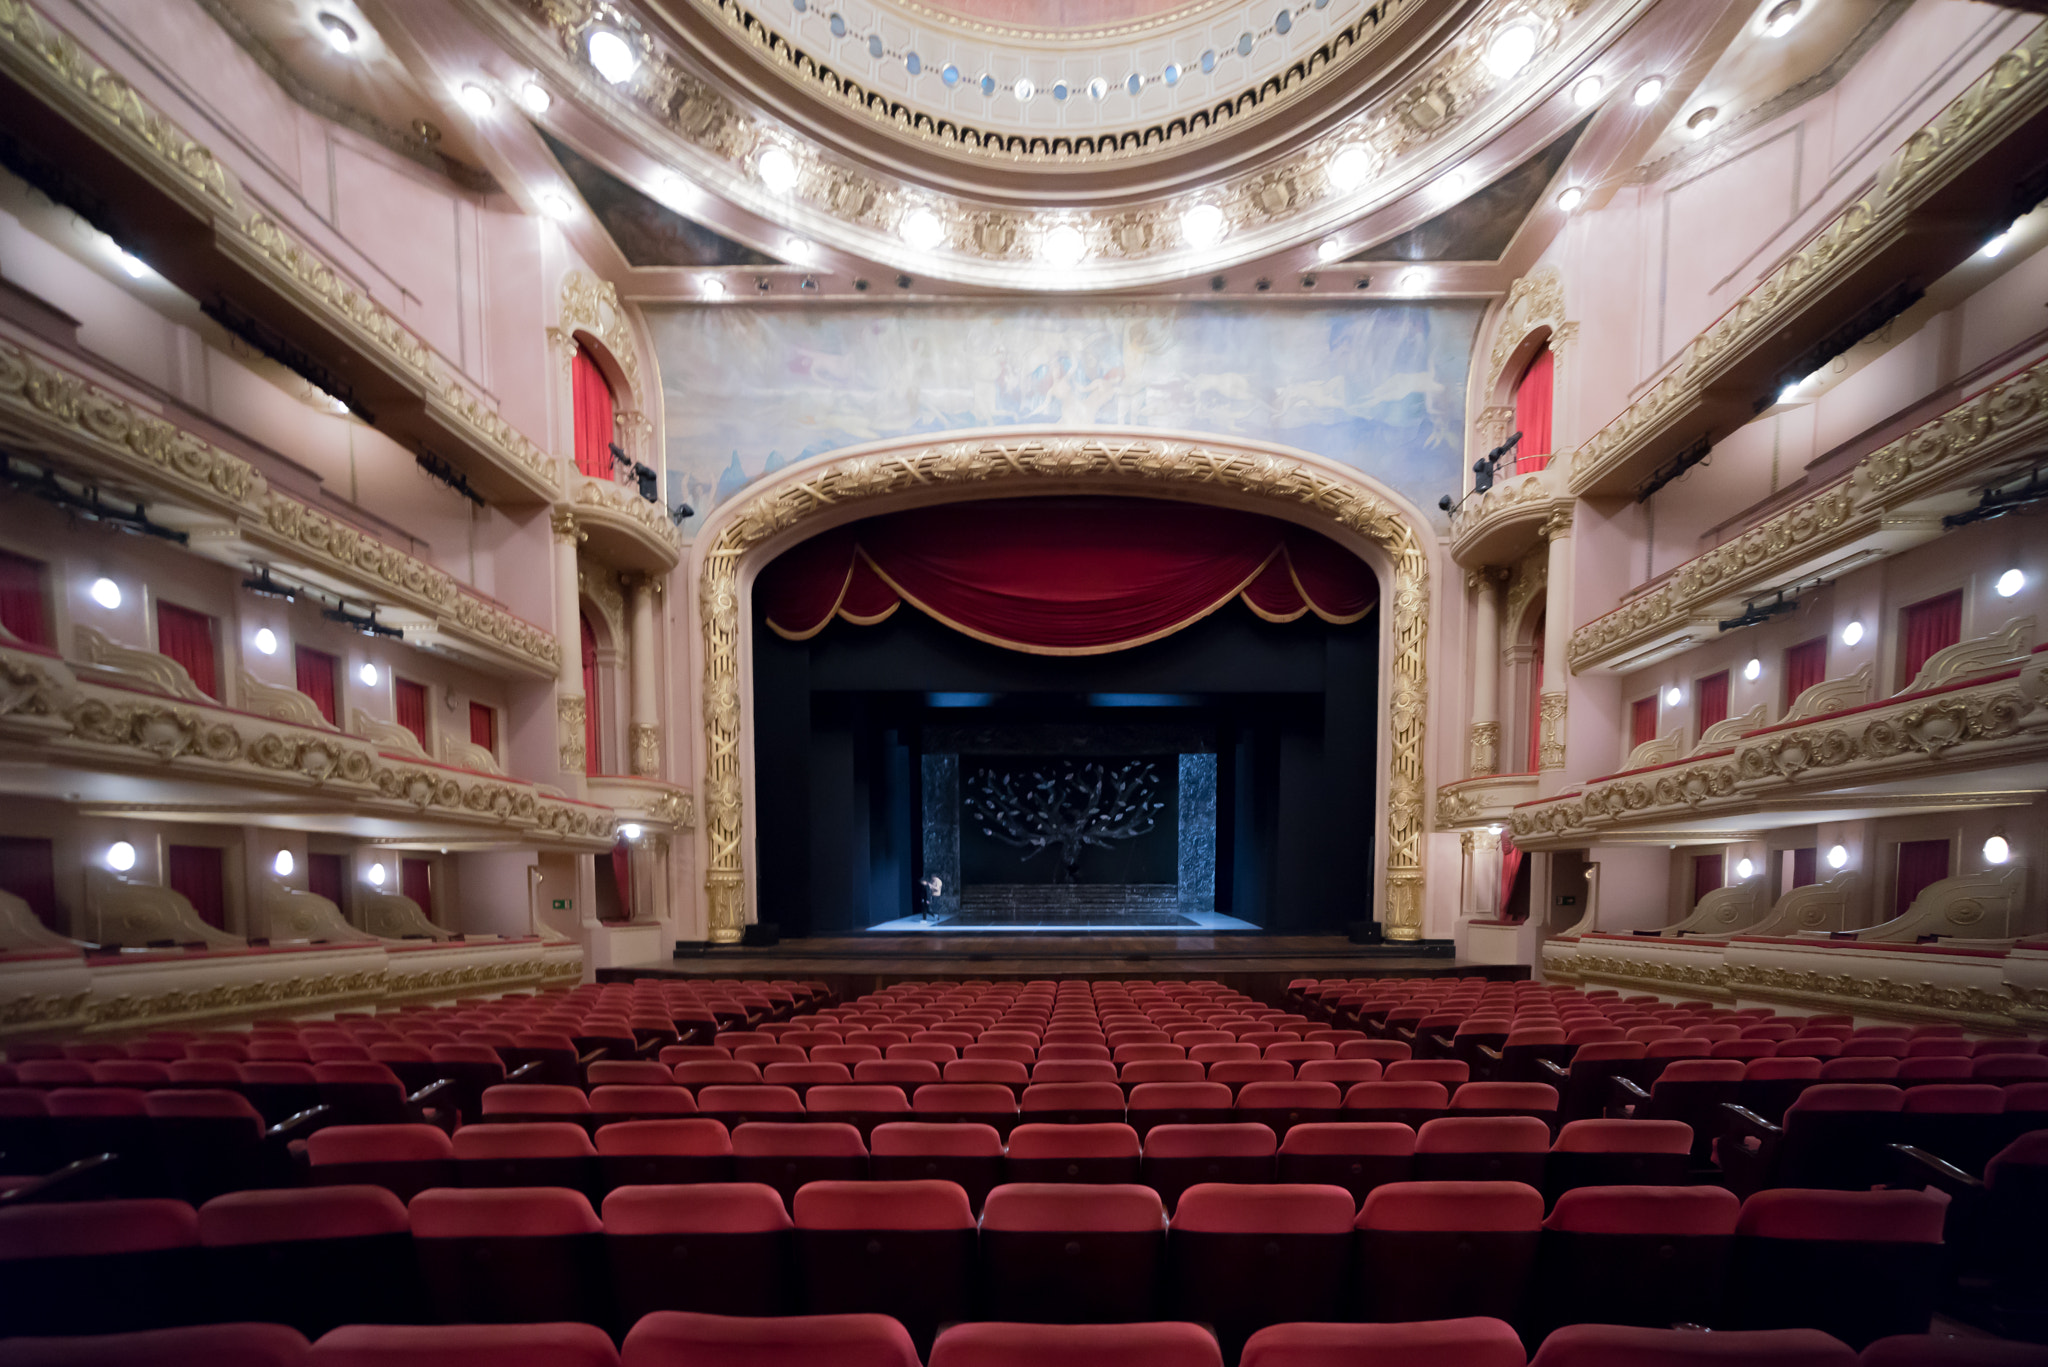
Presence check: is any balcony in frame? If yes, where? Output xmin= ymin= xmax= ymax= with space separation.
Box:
xmin=571 ymin=473 xmax=683 ymax=574
xmin=1435 ymin=772 xmax=1539 ymax=829
xmin=585 ymin=773 xmax=695 ymax=836
xmin=1448 ymin=467 xmax=1567 ymax=570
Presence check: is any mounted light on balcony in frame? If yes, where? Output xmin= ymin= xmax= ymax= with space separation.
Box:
xmin=359 ymin=662 xmax=380 ymax=687
xmin=89 ymin=577 xmax=122 ymax=609
xmin=1316 ymin=239 xmax=1347 ymax=263
xmin=1571 ymin=75 xmax=1604 ymax=108
xmin=1998 ymin=568 xmax=2026 ymax=597
xmin=1664 ymin=686 xmax=1682 ymax=707
xmin=106 ymin=841 xmax=137 ymax=873
xmin=367 ymin=862 xmax=387 ymax=887
xmin=1983 ymin=226 xmax=2016 ymax=258
xmin=587 ymin=29 xmax=640 ymax=85
xmin=1760 ymin=0 xmax=1803 ymax=38
xmin=1826 ymin=844 xmax=1849 ymax=870
xmin=274 ymin=850 xmax=295 ymax=877
xmin=1555 ymin=186 xmax=1585 ymax=213
xmin=1840 ymin=620 xmax=1864 ymax=647
xmin=1984 ymin=834 xmax=2011 ymax=865
xmin=620 ymin=824 xmax=643 ymax=841
xmin=317 ymin=12 xmax=358 ymax=53
xmin=1736 ymin=858 xmax=1755 ymax=879
xmin=1041 ymin=224 xmax=1087 ymax=268
xmin=756 ymin=145 xmax=799 ymax=194
xmin=1327 ymin=145 xmax=1373 ymax=191
xmin=253 ymin=628 xmax=278 ymax=656
xmin=1743 ymin=658 xmax=1761 ymax=681
xmin=518 ymin=81 xmax=552 ymax=115
xmin=902 ymin=208 xmax=946 ymax=252
xmin=1632 ymin=76 xmax=1665 ymax=107
xmin=456 ymin=84 xmax=495 ymax=118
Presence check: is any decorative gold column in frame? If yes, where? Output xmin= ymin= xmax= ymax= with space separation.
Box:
xmin=1468 ymin=568 xmax=1502 ymax=776
xmin=626 ymin=575 xmax=661 ymax=777
xmin=551 ymin=509 xmax=588 ymax=788
xmin=1538 ymin=510 xmax=1573 ymax=777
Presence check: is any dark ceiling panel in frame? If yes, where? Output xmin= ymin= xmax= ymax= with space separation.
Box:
xmin=541 ymin=129 xmax=781 ymax=269
xmin=1349 ymin=115 xmax=1592 ymax=263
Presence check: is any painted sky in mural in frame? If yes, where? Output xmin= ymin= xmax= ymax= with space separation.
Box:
xmin=648 ymin=303 xmax=1483 ymax=533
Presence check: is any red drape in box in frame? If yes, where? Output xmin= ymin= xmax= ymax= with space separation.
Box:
xmin=572 ymin=346 xmax=616 ymax=481
xmin=307 ymin=852 xmax=344 ymax=909
xmin=295 ymin=648 xmax=338 ymax=726
xmin=1512 ymin=346 xmax=1554 ymax=474
xmin=0 ymin=550 xmax=48 ymax=648
xmin=156 ymin=603 xmax=218 ymax=700
xmin=1630 ymin=696 xmax=1658 ymax=752
xmin=758 ymin=498 xmax=1377 ymax=654
xmin=401 ymin=859 xmax=433 ymax=920
xmin=395 ymin=678 xmax=429 ymax=749
xmin=470 ymin=702 xmax=497 ymax=753
xmin=1790 ymin=846 xmax=1818 ymax=890
xmin=1901 ymin=591 xmax=1962 ymax=686
xmin=610 ymin=841 xmax=633 ymax=922
xmin=1692 ymin=854 xmax=1724 ymax=905
xmin=167 ymin=844 xmax=226 ymax=929
xmin=1696 ymin=671 xmax=1730 ymax=735
xmin=1783 ymin=637 xmax=1827 ymax=713
xmin=1497 ymin=833 xmax=1523 ymax=919
xmin=0 ymin=835 xmax=59 ymax=931
xmin=1894 ymin=839 xmax=1950 ymax=916
xmin=581 ymin=615 xmax=601 ymax=774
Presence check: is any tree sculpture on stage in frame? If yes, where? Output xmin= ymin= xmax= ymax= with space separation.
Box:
xmin=964 ymin=760 xmax=1166 ymax=884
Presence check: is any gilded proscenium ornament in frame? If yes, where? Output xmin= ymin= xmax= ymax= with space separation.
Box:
xmin=697 ymin=434 xmax=1431 ymax=943
xmin=1569 ymin=24 xmax=2048 ymax=499
xmin=1569 ymin=348 xmax=2048 ymax=673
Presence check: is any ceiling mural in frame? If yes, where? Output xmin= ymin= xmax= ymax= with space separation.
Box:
xmin=647 ymin=300 xmax=1483 ymax=531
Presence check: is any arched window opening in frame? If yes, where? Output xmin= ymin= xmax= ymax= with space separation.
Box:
xmin=1512 ymin=344 xmax=1554 ymax=475
xmin=572 ymin=343 xmax=617 ymax=481
xmin=581 ymin=612 xmax=602 ymax=775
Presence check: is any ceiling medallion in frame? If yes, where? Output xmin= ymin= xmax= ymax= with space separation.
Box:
xmin=515 ymin=0 xmax=1613 ymax=288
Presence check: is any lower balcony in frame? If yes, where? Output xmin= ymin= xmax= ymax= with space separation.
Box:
xmin=571 ymin=474 xmax=682 ymax=574
xmin=1436 ymin=772 xmax=1539 ymax=829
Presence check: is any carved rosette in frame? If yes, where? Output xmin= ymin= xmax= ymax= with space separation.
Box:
xmin=1469 ymin=721 xmax=1500 ymax=777
xmin=630 ymin=722 xmax=661 ymax=777
xmin=698 ymin=435 xmax=1432 ymax=941
xmin=1537 ymin=692 xmax=1567 ymax=771
xmin=557 ymin=692 xmax=588 ymax=774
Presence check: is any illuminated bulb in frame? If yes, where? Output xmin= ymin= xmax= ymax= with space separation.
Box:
xmin=901 ymin=208 xmax=946 ymax=251
xmin=1041 ymin=224 xmax=1086 ymax=267
xmin=1555 ymin=186 xmax=1585 ymax=212
xmin=620 ymin=823 xmax=643 ymax=841
xmin=1327 ymin=145 xmax=1372 ymax=191
xmin=1664 ymin=686 xmax=1682 ymax=707
xmin=1841 ymin=620 xmax=1864 ymax=647
xmin=1736 ymin=858 xmax=1755 ymax=880
xmin=518 ymin=81 xmax=552 ymax=114
xmin=782 ymin=236 xmax=811 ymax=262
xmin=1484 ymin=24 xmax=1538 ymax=78
xmin=318 ymin=12 xmax=357 ymax=53
xmin=539 ymin=190 xmax=575 ymax=219
xmin=1013 ymin=77 xmax=1035 ymax=102
xmin=587 ymin=29 xmax=640 ymax=85
xmin=700 ymin=277 xmax=729 ymax=301
xmin=114 ymin=248 xmax=150 ymax=279
xmin=1743 ymin=657 xmax=1761 ymax=682
xmin=456 ymin=84 xmax=495 ymax=117
xmin=1632 ymin=76 xmax=1665 ymax=107
xmin=1983 ymin=228 xmax=2015 ymax=258
xmin=1984 ymin=835 xmax=2011 ymax=865
xmin=90 ymin=577 xmax=122 ymax=609
xmin=757 ymin=145 xmax=798 ymax=193
xmin=1401 ymin=269 xmax=1427 ymax=293
xmin=1181 ymin=203 xmax=1225 ymax=248
xmin=359 ymin=662 xmax=379 ymax=686
xmin=1687 ymin=105 xmax=1719 ymax=135
xmin=253 ymin=628 xmax=278 ymax=656
xmin=1778 ymin=383 xmax=1800 ymax=406
xmin=273 ymin=850 xmax=295 ymax=877
xmin=1998 ymin=568 xmax=2026 ymax=598
xmin=1571 ymin=75 xmax=1604 ymax=107
xmin=1761 ymin=0 xmax=1802 ymax=38
xmin=1826 ymin=844 xmax=1849 ymax=870
xmin=106 ymin=841 xmax=137 ymax=873
xmin=367 ymin=862 xmax=387 ymax=887
xmin=1316 ymin=239 xmax=1346 ymax=262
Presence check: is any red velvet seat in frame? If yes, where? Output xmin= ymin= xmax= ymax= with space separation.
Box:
xmin=673 ymin=1061 xmax=764 ymax=1091
xmin=410 ymin=1186 xmax=606 ymax=1326
xmin=733 ymin=1045 xmax=808 ymax=1068
xmin=586 ymin=1061 xmax=675 ymax=1089
xmin=1169 ymin=1182 xmax=1355 ymax=1351
xmin=142 ymin=1088 xmax=271 ymax=1201
xmin=1529 ymin=1325 xmax=1855 ymax=1367
xmin=1448 ymin=1081 xmax=1557 ymax=1127
xmin=1030 ymin=1059 xmax=1119 ymax=1086
xmin=1536 ymin=1184 xmax=1740 ymax=1332
xmin=1276 ymin=1121 xmax=1414 ymax=1200
xmin=1354 ymin=1180 xmax=1542 ymax=1324
xmin=802 ymin=1084 xmax=910 ymax=1137
xmin=603 ymin=1182 xmax=795 ymax=1321
xmin=1 ymin=1325 xmax=310 ymax=1367
xmin=1240 ymin=1318 xmax=1526 ymax=1367
xmin=1413 ymin=1115 xmax=1550 ymax=1186
xmin=1020 ymin=1081 xmax=1126 ymax=1125
xmin=911 ymin=1082 xmax=1020 ymax=1134
xmin=1128 ymin=1081 xmax=1235 ymax=1136
xmin=854 ymin=1059 xmax=941 ymax=1089
xmin=696 ymin=1084 xmax=805 ymax=1128
xmin=1337 ymin=1040 xmax=1413 ymax=1063
xmin=1343 ymin=1080 xmax=1450 ymax=1128
xmin=1896 ymin=1084 xmax=2008 ymax=1175
xmin=592 ymin=1118 xmax=735 ymax=1189
xmin=0 ymin=1198 xmax=201 ymax=1336
xmin=732 ymin=1121 xmax=868 ymax=1205
xmin=198 ymin=1185 xmax=418 ymax=1334
xmin=1005 ymin=1121 xmax=1141 ymax=1184
xmin=1236 ymin=1080 xmax=1341 ymax=1136
xmin=453 ymin=1121 xmax=596 ymax=1192
xmin=1142 ymin=1122 xmax=1275 ymax=1211
xmin=620 ymin=1311 xmax=917 ymax=1367
xmin=1546 ymin=1117 xmax=1692 ymax=1200
xmin=869 ymin=1121 xmax=1005 ymax=1209
xmin=306 ymin=1124 xmax=456 ymax=1201
xmin=929 ymin=1321 xmax=1222 ymax=1367
xmin=1727 ymin=1188 xmax=1948 ymax=1348
xmin=307 ymin=1323 xmax=619 ymax=1367
xmin=1385 ymin=1059 xmax=1469 ymax=1088
xmin=980 ymin=1182 xmax=1166 ymax=1322
xmin=589 ymin=1084 xmax=699 ymax=1125
xmin=792 ymin=1180 xmax=976 ymax=1348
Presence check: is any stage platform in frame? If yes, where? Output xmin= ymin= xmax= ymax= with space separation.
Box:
xmin=596 ymin=932 xmax=1527 ymax=1000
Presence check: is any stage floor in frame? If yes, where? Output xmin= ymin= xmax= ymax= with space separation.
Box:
xmin=868 ymin=909 xmax=1259 ymax=933
xmin=597 ymin=932 xmax=1524 ymax=998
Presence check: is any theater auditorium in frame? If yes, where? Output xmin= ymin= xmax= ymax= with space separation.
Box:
xmin=0 ymin=0 xmax=2046 ymax=1362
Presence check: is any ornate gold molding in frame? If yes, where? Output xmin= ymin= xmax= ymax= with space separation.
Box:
xmin=630 ymin=721 xmax=661 ymax=777
xmin=554 ymin=270 xmax=643 ymax=404
xmin=558 ymin=692 xmax=589 ymax=774
xmin=1537 ymin=690 xmax=1567 ymax=771
xmin=1468 ymin=720 xmax=1500 ymax=777
xmin=699 ymin=433 xmax=1431 ymax=943
xmin=1485 ymin=266 xmax=1566 ymax=392
xmin=1436 ymin=770 xmax=1535 ymax=828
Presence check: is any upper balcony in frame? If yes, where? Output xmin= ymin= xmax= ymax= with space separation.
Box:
xmin=1449 ymin=461 xmax=1569 ymax=571
xmin=571 ymin=472 xmax=683 ymax=575
xmin=0 ymin=3 xmax=556 ymax=505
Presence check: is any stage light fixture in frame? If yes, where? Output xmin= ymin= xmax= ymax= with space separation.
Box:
xmin=254 ymin=628 xmax=278 ymax=656
xmin=588 ymin=29 xmax=640 ymax=84
xmin=1687 ymin=106 xmax=1719 ymax=135
xmin=274 ymin=850 xmax=294 ymax=877
xmin=89 ymin=577 xmax=122 ymax=609
xmin=318 ymin=12 xmax=357 ymax=53
xmin=1633 ymin=76 xmax=1665 ymax=106
xmin=1984 ymin=835 xmax=2011 ymax=865
xmin=113 ymin=247 xmax=151 ymax=279
xmin=700 ymin=277 xmax=728 ymax=301
xmin=106 ymin=841 xmax=137 ymax=873
xmin=518 ymin=81 xmax=552 ymax=114
xmin=1182 ymin=204 xmax=1225 ymax=248
xmin=1827 ymin=844 xmax=1849 ymax=870
xmin=457 ymin=83 xmax=495 ymax=117
xmin=1485 ymin=24 xmax=1537 ymax=78
xmin=1316 ymin=239 xmax=1345 ymax=262
xmin=1744 ymin=658 xmax=1761 ymax=681
xmin=1556 ymin=186 xmax=1585 ymax=212
xmin=1841 ymin=620 xmax=1864 ymax=647
xmin=1983 ymin=227 xmax=2015 ymax=259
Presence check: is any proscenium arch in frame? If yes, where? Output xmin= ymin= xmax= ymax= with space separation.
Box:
xmin=693 ymin=429 xmax=1435 ymax=944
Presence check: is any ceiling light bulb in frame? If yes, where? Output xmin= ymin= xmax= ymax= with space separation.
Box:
xmin=113 ymin=247 xmax=150 ymax=279
xmin=253 ymin=628 xmax=278 ymax=656
xmin=756 ymin=145 xmax=798 ymax=193
xmin=1571 ymin=75 xmax=1604 ymax=107
xmin=1762 ymin=0 xmax=1802 ymax=38
xmin=1778 ymin=383 xmax=1800 ymax=406
xmin=89 ymin=577 xmax=122 ymax=609
xmin=539 ymin=190 xmax=575 ymax=219
xmin=1328 ymin=145 xmax=1372 ymax=191
xmin=1743 ymin=658 xmax=1761 ymax=682
xmin=274 ymin=850 xmax=295 ymax=877
xmin=1983 ymin=228 xmax=2015 ymax=258
xmin=1632 ymin=76 xmax=1665 ymax=106
xmin=317 ymin=12 xmax=357 ymax=53
xmin=1841 ymin=620 xmax=1864 ymax=647
xmin=367 ymin=862 xmax=387 ymax=887
xmin=1984 ymin=835 xmax=2011 ymax=865
xmin=701 ymin=277 xmax=729 ymax=301
xmin=783 ymin=235 xmax=811 ymax=261
xmin=1485 ymin=24 xmax=1538 ymax=78
xmin=106 ymin=841 xmax=137 ymax=873
xmin=620 ymin=823 xmax=643 ymax=841
xmin=587 ymin=28 xmax=640 ymax=84
xmin=1736 ymin=858 xmax=1755 ymax=880
xmin=1555 ymin=185 xmax=1585 ymax=212
xmin=1013 ymin=77 xmax=1035 ymax=102
xmin=902 ymin=208 xmax=946 ymax=251
xmin=456 ymin=83 xmax=495 ymax=117
xmin=1181 ymin=203 xmax=1225 ymax=248
xmin=1401 ymin=269 xmax=1427 ymax=293
xmin=1997 ymin=568 xmax=2026 ymax=598
xmin=1826 ymin=843 xmax=1849 ymax=870
xmin=1687 ymin=105 xmax=1719 ymax=135
xmin=359 ymin=662 xmax=379 ymax=686
xmin=518 ymin=81 xmax=552 ymax=114
xmin=1316 ymin=239 xmax=1346 ymax=263
xmin=1664 ymin=685 xmax=1682 ymax=707
xmin=1042 ymin=224 xmax=1086 ymax=267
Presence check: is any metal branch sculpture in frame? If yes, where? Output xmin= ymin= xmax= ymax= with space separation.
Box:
xmin=963 ymin=760 xmax=1167 ymax=883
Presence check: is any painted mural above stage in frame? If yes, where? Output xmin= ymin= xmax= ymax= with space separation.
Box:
xmin=646 ymin=303 xmax=1484 ymax=533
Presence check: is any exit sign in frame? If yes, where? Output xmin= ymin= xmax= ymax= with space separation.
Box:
xmin=551 ymin=898 xmax=572 ymax=910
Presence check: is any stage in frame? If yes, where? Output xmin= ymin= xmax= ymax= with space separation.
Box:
xmin=596 ymin=932 xmax=1526 ymax=1000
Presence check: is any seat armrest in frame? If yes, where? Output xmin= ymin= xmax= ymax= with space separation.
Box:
xmin=507 ymin=1060 xmax=542 ymax=1082
xmin=1605 ymin=1075 xmax=1650 ymax=1118
xmin=0 ymin=1153 xmax=118 ymax=1206
xmin=266 ymin=1104 xmax=332 ymax=1142
xmin=1887 ymin=1143 xmax=1983 ymax=1199
xmin=1714 ymin=1103 xmax=1780 ymax=1197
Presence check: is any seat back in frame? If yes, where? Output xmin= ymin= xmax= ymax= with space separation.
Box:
xmin=1353 ymin=1180 xmax=1542 ymax=1325
xmin=1168 ymin=1183 xmax=1355 ymax=1353
xmin=1534 ymin=1184 xmax=1740 ymax=1334
xmin=1413 ymin=1115 xmax=1550 ymax=1187
xmin=979 ymin=1183 xmax=1166 ymax=1323
xmin=197 ymin=1186 xmax=418 ymax=1335
xmin=1727 ymin=1188 xmax=1947 ymax=1349
xmin=731 ymin=1122 xmax=869 ymax=1206
xmin=1004 ymin=1122 xmax=1142 ymax=1184
xmin=791 ymin=1180 xmax=977 ymax=1349
xmin=603 ymin=1183 xmax=794 ymax=1321
xmin=1141 ymin=1123 xmax=1276 ymax=1211
xmin=408 ymin=1187 xmax=606 ymax=1326
xmin=868 ymin=1122 xmax=1006 ymax=1210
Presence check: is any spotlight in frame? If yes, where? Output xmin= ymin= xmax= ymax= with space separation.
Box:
xmin=106 ymin=841 xmax=137 ymax=873
xmin=1826 ymin=844 xmax=1849 ymax=870
xmin=243 ymin=568 xmax=298 ymax=602
xmin=274 ymin=850 xmax=295 ymax=877
xmin=1983 ymin=227 xmax=2016 ymax=258
xmin=456 ymin=83 xmax=495 ymax=117
xmin=1761 ymin=0 xmax=1802 ymax=38
xmin=1633 ymin=76 xmax=1665 ymax=106
xmin=587 ymin=28 xmax=640 ymax=84
xmin=1041 ymin=224 xmax=1086 ymax=267
xmin=700 ymin=277 xmax=728 ymax=301
xmin=518 ymin=81 xmax=552 ymax=114
xmin=539 ymin=190 xmax=575 ymax=219
xmin=1571 ymin=75 xmax=1604 ymax=107
xmin=318 ymin=11 xmax=357 ymax=53
xmin=1687 ymin=106 xmax=1719 ymax=135
xmin=90 ymin=577 xmax=122 ymax=609
xmin=1997 ymin=568 xmax=2026 ymax=597
xmin=1181 ymin=203 xmax=1225 ymax=248
xmin=1485 ymin=24 xmax=1538 ymax=78
xmin=1664 ymin=686 xmax=1682 ymax=707
xmin=1736 ymin=858 xmax=1755 ymax=879
xmin=359 ymin=662 xmax=379 ymax=686
xmin=782 ymin=236 xmax=812 ymax=261
xmin=756 ymin=145 xmax=798 ymax=193
xmin=113 ymin=248 xmax=151 ymax=279
xmin=254 ymin=628 xmax=279 ymax=656
xmin=902 ymin=208 xmax=946 ymax=251
xmin=1743 ymin=658 xmax=1761 ymax=682
xmin=1555 ymin=186 xmax=1585 ymax=212
xmin=1841 ymin=621 xmax=1864 ymax=647
xmin=367 ymin=862 xmax=387 ymax=887
xmin=1984 ymin=835 xmax=2011 ymax=865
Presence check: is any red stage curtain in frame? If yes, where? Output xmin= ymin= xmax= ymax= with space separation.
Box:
xmin=758 ymin=498 xmax=1377 ymax=654
xmin=295 ymin=647 xmax=338 ymax=725
xmin=1900 ymin=591 xmax=1962 ymax=686
xmin=307 ymin=852 xmax=344 ymax=909
xmin=1692 ymin=854 xmax=1724 ymax=905
xmin=1894 ymin=839 xmax=1950 ymax=916
xmin=1497 ymin=833 xmax=1523 ymax=919
xmin=470 ymin=702 xmax=497 ymax=753
xmin=581 ymin=614 xmax=602 ymax=774
xmin=156 ymin=602 xmax=218 ymax=700
xmin=0 ymin=550 xmax=49 ymax=648
xmin=610 ymin=841 xmax=633 ymax=922
xmin=1629 ymin=696 xmax=1658 ymax=752
xmin=395 ymin=678 xmax=429 ymax=749
xmin=401 ymin=858 xmax=433 ymax=920
xmin=1790 ymin=846 xmax=1817 ymax=890
xmin=167 ymin=844 xmax=226 ymax=929
xmin=1512 ymin=346 xmax=1554 ymax=474
xmin=1696 ymin=671 xmax=1729 ymax=735
xmin=0 ymin=835 xmax=59 ymax=931
xmin=1526 ymin=615 xmax=1545 ymax=774
xmin=572 ymin=346 xmax=616 ymax=481
xmin=1783 ymin=637 xmax=1827 ymax=712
